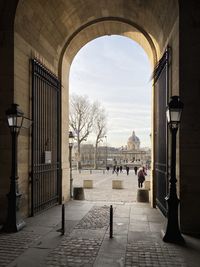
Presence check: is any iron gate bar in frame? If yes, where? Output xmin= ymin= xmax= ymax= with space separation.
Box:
xmin=31 ymin=59 xmax=61 ymax=216
xmin=154 ymin=47 xmax=170 ymax=216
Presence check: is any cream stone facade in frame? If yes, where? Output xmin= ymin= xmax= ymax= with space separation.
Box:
xmin=0 ymin=1 xmax=200 ymax=235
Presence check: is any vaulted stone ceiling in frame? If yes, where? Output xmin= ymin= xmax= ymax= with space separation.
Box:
xmin=14 ymin=0 xmax=178 ymax=68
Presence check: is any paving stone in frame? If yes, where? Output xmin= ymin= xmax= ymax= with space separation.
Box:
xmin=0 ymin=231 xmax=40 ymax=267
xmin=74 ymin=206 xmax=110 ymax=230
xmin=125 ymin=241 xmax=187 ymax=267
xmin=46 ymin=236 xmax=102 ymax=266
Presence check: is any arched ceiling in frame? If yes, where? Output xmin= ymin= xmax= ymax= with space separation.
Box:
xmin=14 ymin=0 xmax=178 ymax=70
xmin=63 ymin=19 xmax=157 ymax=68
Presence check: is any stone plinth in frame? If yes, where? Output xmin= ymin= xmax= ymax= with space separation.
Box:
xmin=137 ymin=189 xmax=149 ymax=203
xmin=112 ymin=180 xmax=123 ymax=189
xmin=73 ymin=187 xmax=85 ymax=200
xmin=83 ymin=180 xmax=93 ymax=189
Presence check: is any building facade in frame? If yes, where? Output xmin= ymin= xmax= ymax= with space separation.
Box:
xmin=73 ymin=131 xmax=151 ymax=169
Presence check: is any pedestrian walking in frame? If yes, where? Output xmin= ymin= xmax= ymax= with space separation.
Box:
xmin=143 ymin=166 xmax=147 ymax=176
xmin=112 ymin=165 xmax=116 ymax=174
xmin=106 ymin=166 xmax=110 ymax=172
xmin=126 ymin=166 xmax=129 ymax=175
xmin=134 ymin=166 xmax=138 ymax=175
xmin=116 ymin=166 xmax=119 ymax=175
xmin=119 ymin=165 xmax=123 ymax=173
xmin=137 ymin=167 xmax=145 ymax=188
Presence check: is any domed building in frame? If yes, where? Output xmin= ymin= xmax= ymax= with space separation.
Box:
xmin=127 ymin=131 xmax=140 ymax=150
xmin=120 ymin=131 xmax=151 ymax=166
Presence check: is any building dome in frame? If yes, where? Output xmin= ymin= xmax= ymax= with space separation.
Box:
xmin=127 ymin=131 xmax=140 ymax=150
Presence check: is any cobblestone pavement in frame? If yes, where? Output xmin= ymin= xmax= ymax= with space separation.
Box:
xmin=0 ymin=231 xmax=40 ymax=267
xmin=43 ymin=204 xmax=190 ymax=267
xmin=125 ymin=241 xmax=187 ymax=267
xmin=75 ymin=206 xmax=110 ymax=230
xmin=46 ymin=237 xmax=102 ymax=267
xmin=45 ymin=206 xmax=111 ymax=266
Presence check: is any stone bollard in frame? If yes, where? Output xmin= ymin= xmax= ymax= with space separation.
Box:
xmin=137 ymin=189 xmax=149 ymax=202
xmin=112 ymin=180 xmax=123 ymax=189
xmin=83 ymin=180 xmax=93 ymax=189
xmin=73 ymin=187 xmax=85 ymax=200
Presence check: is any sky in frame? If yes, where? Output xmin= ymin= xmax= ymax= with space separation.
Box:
xmin=69 ymin=35 xmax=152 ymax=148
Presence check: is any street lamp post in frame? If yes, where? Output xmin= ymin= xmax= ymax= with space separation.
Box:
xmin=69 ymin=131 xmax=74 ymax=198
xmin=121 ymin=146 xmax=124 ymax=164
xmin=163 ymin=96 xmax=184 ymax=244
xmin=4 ymin=104 xmax=29 ymax=232
xmin=105 ymin=135 xmax=107 ymax=168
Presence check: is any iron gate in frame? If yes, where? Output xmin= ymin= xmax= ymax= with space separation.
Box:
xmin=31 ymin=59 xmax=61 ymax=215
xmin=154 ymin=48 xmax=169 ymax=215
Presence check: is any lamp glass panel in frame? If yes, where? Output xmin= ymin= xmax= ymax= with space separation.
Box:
xmin=69 ymin=137 xmax=73 ymax=144
xmin=69 ymin=132 xmax=74 ymax=146
xmin=8 ymin=115 xmax=23 ymax=128
xmin=8 ymin=116 xmax=15 ymax=126
xmin=16 ymin=116 xmax=23 ymax=127
xmin=69 ymin=142 xmax=73 ymax=148
xmin=166 ymin=109 xmax=170 ymax=122
xmin=170 ymin=109 xmax=181 ymax=122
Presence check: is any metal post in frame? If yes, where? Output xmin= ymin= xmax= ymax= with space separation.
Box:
xmin=105 ymin=136 xmax=107 ymax=169
xmin=5 ymin=131 xmax=25 ymax=232
xmin=163 ymin=127 xmax=184 ymax=244
xmin=69 ymin=145 xmax=73 ymax=198
xmin=110 ymin=205 xmax=113 ymax=238
xmin=61 ymin=204 xmax=65 ymax=235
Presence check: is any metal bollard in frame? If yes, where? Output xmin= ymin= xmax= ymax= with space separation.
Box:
xmin=61 ymin=204 xmax=65 ymax=235
xmin=90 ymin=169 xmax=92 ymax=174
xmin=110 ymin=205 xmax=113 ymax=238
xmin=56 ymin=204 xmax=65 ymax=235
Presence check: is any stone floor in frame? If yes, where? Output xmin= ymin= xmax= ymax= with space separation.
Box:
xmin=73 ymin=169 xmax=150 ymax=202
xmin=0 ymin=170 xmax=200 ymax=267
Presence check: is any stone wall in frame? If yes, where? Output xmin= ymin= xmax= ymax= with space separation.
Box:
xmin=179 ymin=1 xmax=200 ymax=234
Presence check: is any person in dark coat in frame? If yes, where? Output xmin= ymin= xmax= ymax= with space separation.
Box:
xmin=119 ymin=165 xmax=123 ymax=173
xmin=126 ymin=166 xmax=129 ymax=175
xmin=112 ymin=165 xmax=116 ymax=174
xmin=137 ymin=167 xmax=145 ymax=188
xmin=134 ymin=166 xmax=138 ymax=175
xmin=116 ymin=166 xmax=120 ymax=175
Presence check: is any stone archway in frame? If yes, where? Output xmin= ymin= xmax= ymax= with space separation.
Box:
xmin=0 ymin=0 xmax=179 ymax=223
xmin=60 ymin=19 xmax=158 ymax=208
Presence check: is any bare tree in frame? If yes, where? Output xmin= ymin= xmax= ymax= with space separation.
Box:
xmin=69 ymin=94 xmax=95 ymax=169
xmin=93 ymin=103 xmax=107 ymax=169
